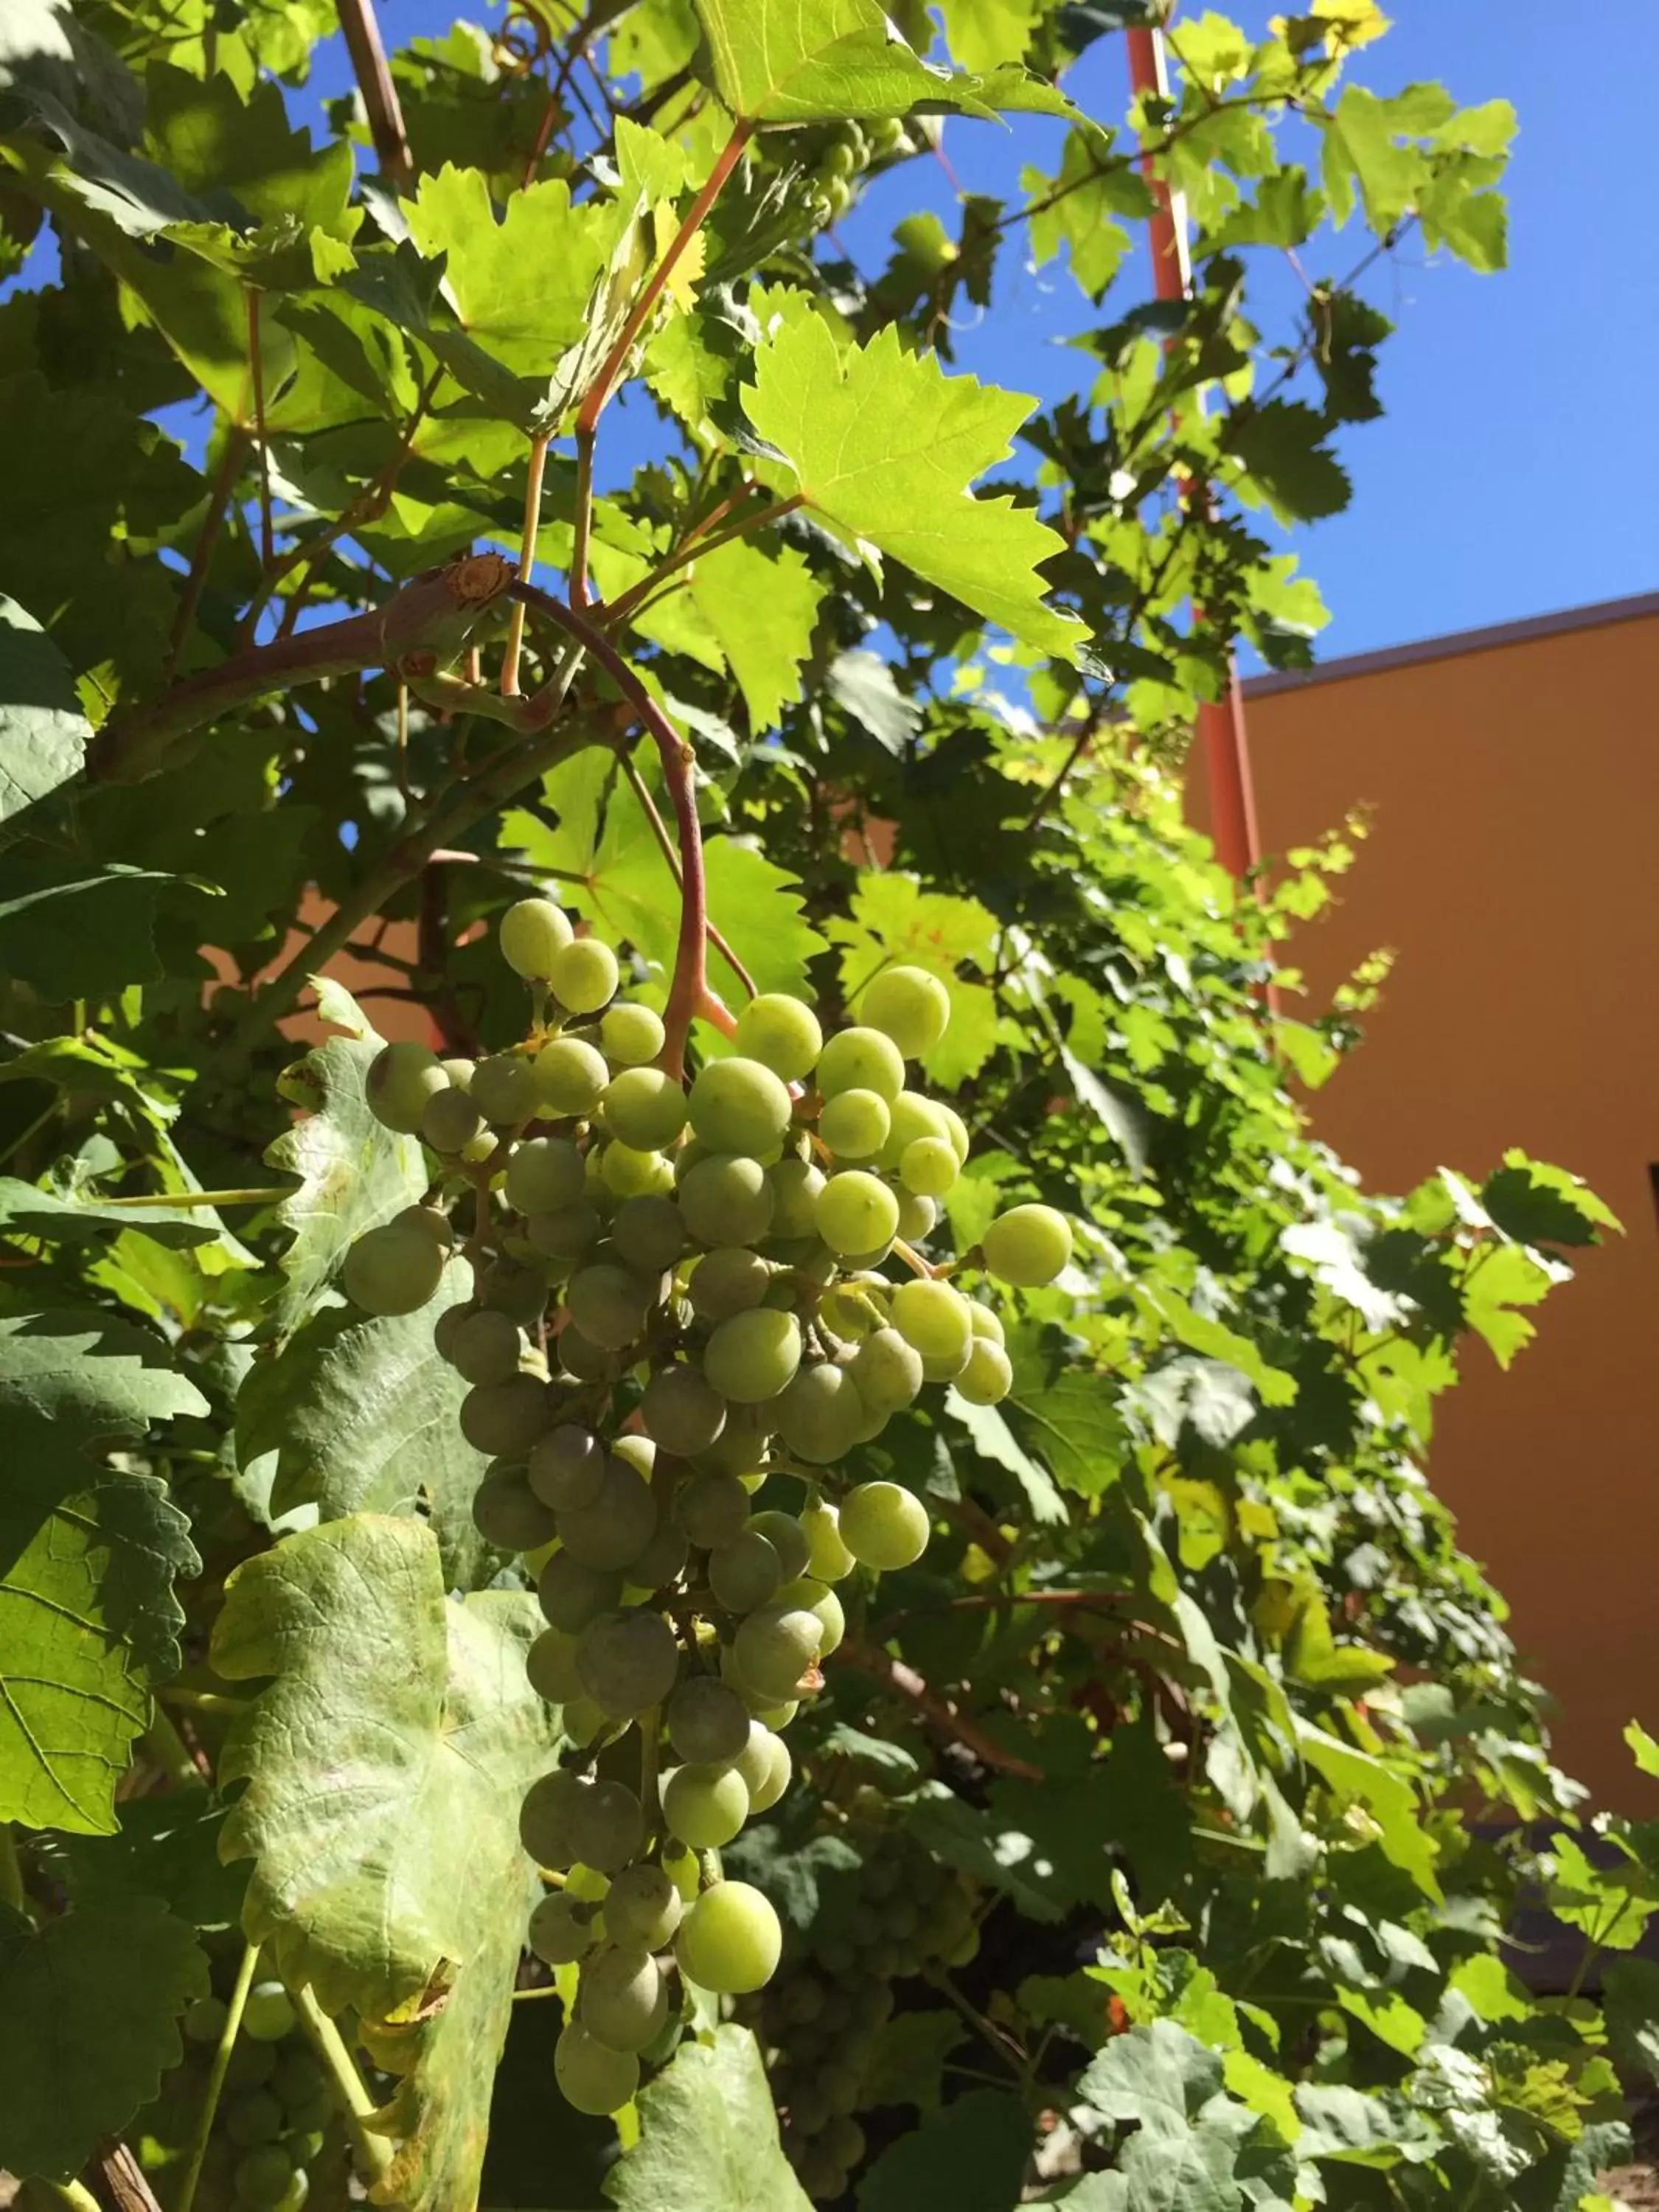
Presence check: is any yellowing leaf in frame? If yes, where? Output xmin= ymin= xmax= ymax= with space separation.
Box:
xmin=745 ymin=319 xmax=1080 ymax=657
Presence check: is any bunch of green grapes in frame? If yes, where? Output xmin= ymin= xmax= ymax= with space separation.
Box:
xmin=746 ymin=1823 xmax=979 ymax=2202
xmin=341 ymin=892 xmax=1072 ymax=2118
xmin=177 ymin=1977 xmax=338 ymax=2208
xmin=805 ymin=114 xmax=910 ymax=225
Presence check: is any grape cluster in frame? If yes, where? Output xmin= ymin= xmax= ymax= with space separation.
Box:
xmin=344 ymin=894 xmax=1072 ymax=2118
xmin=805 ymin=115 xmax=910 ymax=225
xmin=178 ymin=1978 xmax=336 ymax=2209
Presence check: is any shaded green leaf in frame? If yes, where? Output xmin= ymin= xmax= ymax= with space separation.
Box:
xmin=606 ymin=2025 xmax=812 ymax=2211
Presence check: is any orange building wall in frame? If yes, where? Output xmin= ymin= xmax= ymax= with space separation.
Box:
xmin=1222 ymin=604 xmax=1659 ymax=1806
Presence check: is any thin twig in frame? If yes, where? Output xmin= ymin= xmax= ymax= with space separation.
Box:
xmin=246 ymin=291 xmax=274 ymax=571
xmin=336 ymin=0 xmax=412 ymax=185
xmin=600 ymin=495 xmax=804 ymax=631
xmin=502 ymin=431 xmax=552 ymax=692
xmin=838 ymin=1635 xmax=1043 ymax=1781
xmin=164 ymin=427 xmax=249 ymax=684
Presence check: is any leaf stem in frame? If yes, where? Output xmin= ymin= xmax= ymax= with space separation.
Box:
xmin=600 ymin=494 xmax=804 ymax=631
xmin=291 ymin=1983 xmax=395 ymax=2183
xmin=175 ymin=1939 xmax=261 ymax=2212
xmin=613 ymin=745 xmax=752 ymax=1009
xmin=502 ymin=430 xmax=552 ymax=692
xmin=94 ymin=1187 xmax=294 ymax=1210
xmin=164 ymin=425 xmax=249 ymax=684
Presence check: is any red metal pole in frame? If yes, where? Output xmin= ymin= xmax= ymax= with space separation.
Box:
xmin=1126 ymin=27 xmax=1265 ymax=886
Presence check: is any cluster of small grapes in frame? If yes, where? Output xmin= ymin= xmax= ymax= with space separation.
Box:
xmin=806 ymin=115 xmax=910 ymax=226
xmin=178 ymin=1978 xmax=336 ymax=2209
xmin=752 ymin=1823 xmax=979 ymax=2202
xmin=341 ymin=893 xmax=1071 ymax=2121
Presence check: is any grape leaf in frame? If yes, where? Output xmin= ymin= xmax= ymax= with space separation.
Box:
xmin=687 ymin=535 xmax=826 ymax=731
xmin=861 ymin=2009 xmax=968 ymax=2114
xmin=0 ymin=1894 xmax=209 ymax=2182
xmin=855 ymin=2086 xmax=1031 ymax=2211
xmin=0 ymin=863 xmax=216 ymax=1001
xmin=1004 ymin=1323 xmax=1128 ymax=1498
xmin=743 ymin=318 xmax=1082 ymax=656
xmin=0 ymin=1308 xmax=203 ymax=1833
xmin=0 ymin=594 xmax=90 ymax=838
xmin=262 ymin=980 xmax=427 ymax=1330
xmin=605 ymin=2025 xmax=813 ymax=2211
xmin=1074 ymin=2019 xmax=1291 ymax=2212
xmin=49 ymin=1792 xmax=248 ymax=1930
xmin=234 ymin=1259 xmax=498 ymax=1590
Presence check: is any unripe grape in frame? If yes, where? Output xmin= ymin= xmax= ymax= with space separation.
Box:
xmin=840 ymin=1481 xmax=930 ymax=1571
xmin=816 ymin=1026 xmax=905 ymax=1103
xmin=816 ymin=1170 xmax=900 ymax=1258
xmin=529 ymin=1888 xmax=600 ymax=1964
xmin=571 ymin=1776 xmax=646 ymax=1871
xmin=733 ymin=992 xmax=822 ymax=1080
xmin=612 ymin=1434 xmax=656 ymax=1479
xmin=528 ymin=1203 xmax=602 ymax=1260
xmin=566 ymin=1860 xmax=611 ymax=1902
xmin=498 ymin=896 xmax=574 ymax=978
xmin=819 ymin=1088 xmax=890 ymax=1161
xmin=226 ymin=2089 xmax=284 ymax=2145
xmin=968 ymin=1301 xmax=1004 ymax=1344
xmin=582 ymin=1943 xmax=669 ymax=2051
xmin=422 ymin=1086 xmax=486 ymax=1155
xmin=480 ymin=1256 xmax=550 ymax=1324
xmin=599 ymin=1141 xmax=673 ymax=1198
xmin=605 ymin=1861 xmax=683 ymax=1950
xmin=696 ymin=1401 xmax=773 ymax=1477
xmin=611 ymin=1194 xmax=686 ymax=1271
xmin=850 ymin=1326 xmax=923 ymax=1413
xmin=528 ymin=1425 xmax=605 ymax=1512
xmin=224 ymin=2039 xmax=275 ymax=2089
xmin=601 ymin=1066 xmax=688 ymax=1150
xmin=890 ymin=1277 xmax=973 ymax=1367
xmin=733 ymin=1722 xmax=792 ymax=1812
xmin=982 ymin=1202 xmax=1073 ymax=1287
xmin=678 ymin=1154 xmax=775 ymax=1247
xmin=709 ymin=1527 xmax=784 ymax=1614
xmin=548 ymin=937 xmax=619 ymax=1015
xmin=183 ymin=1993 xmax=229 ymax=2044
xmin=557 ymin=1455 xmax=658 ymax=1571
xmin=626 ymin=1518 xmax=689 ymax=1592
xmin=600 ymin=1001 xmax=666 ymax=1066
xmin=675 ymin=1881 xmax=781 ymax=1993
xmin=956 ymin=1338 xmax=1013 ymax=1405
xmin=732 ymin=1605 xmax=822 ymax=1702
xmin=877 ymin=1091 xmax=950 ymax=1169
xmin=505 ymin=1137 xmax=586 ymax=1215
xmin=526 ymin=1627 xmax=582 ymax=1704
xmin=243 ymin=1980 xmax=296 ymax=2042
xmin=938 ymin=1102 xmax=971 ymax=1164
xmin=641 ymin=1363 xmax=727 ymax=1455
xmin=366 ymin=1041 xmax=446 ymax=1134
xmin=471 ymin=1051 xmax=538 ymax=1126
xmin=533 ymin=1034 xmax=609 ymax=1116
xmin=663 ymin=1762 xmax=749 ymax=1848
xmin=460 ymin=1374 xmax=552 ymax=1458
xmin=818 ymin=1278 xmax=887 ymax=1339
xmin=768 ymin=1157 xmax=826 ymax=1238
xmin=896 ymin=1190 xmax=937 ymax=1240
xmin=566 ymin=1263 xmax=651 ymax=1350
xmin=447 ymin=1307 xmax=522 ymax=1387
xmin=671 ymin=1470 xmax=748 ymax=1550
xmin=555 ymin=1326 xmax=612 ymax=1382
xmin=777 ymin=1575 xmax=844 ymax=1657
xmin=555 ymin=2021 xmax=638 ymax=2115
xmin=343 ymin=1221 xmax=447 ymax=1315
xmin=233 ymin=2143 xmax=296 ymax=2205
xmin=860 ymin=964 xmax=950 ymax=1056
xmin=900 ymin=1135 xmax=958 ymax=1197
xmin=472 ymin=1464 xmax=559 ymax=1551
xmin=562 ymin=1694 xmax=606 ymax=1746
xmin=801 ymin=1499 xmax=855 ymax=1582
xmin=688 ymin=1246 xmax=772 ymax=1321
xmin=746 ymin=1510 xmax=810 ymax=1583
xmin=577 ymin=1607 xmax=681 ymax=1717
xmin=667 ymin=1676 xmax=752 ymax=1766
xmin=538 ymin=1551 xmax=625 ymax=1635
xmin=703 ymin=1308 xmax=801 ymax=1403
xmin=688 ymin=1057 xmax=793 ymax=1158
xmin=774 ymin=1361 xmax=866 ymax=1463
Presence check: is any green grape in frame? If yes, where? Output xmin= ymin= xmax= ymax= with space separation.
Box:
xmin=890 ymin=1277 xmax=973 ymax=1368
xmin=183 ymin=1993 xmax=229 ymax=2043
xmin=850 ymin=1326 xmax=923 ymax=1413
xmin=663 ymin=1762 xmax=749 ymax=1848
xmin=529 ymin=1203 xmax=602 ymax=1261
xmin=226 ymin=2089 xmax=284 ymax=2146
xmin=366 ymin=1042 xmax=446 ymax=1134
xmin=734 ymin=1722 xmax=791 ymax=1813
xmin=982 ymin=1202 xmax=1073 ymax=1287
xmin=566 ymin=1861 xmax=612 ymax=1903
xmin=576 ymin=1607 xmax=681 ymax=1718
xmin=779 ymin=1975 xmax=825 ymax=2025
xmin=875 ymin=1091 xmax=949 ymax=1169
xmin=900 ymin=1135 xmax=958 ymax=1197
xmin=773 ymin=1361 xmax=863 ymax=1463
xmin=600 ymin=1001 xmax=666 ymax=1066
xmin=225 ymin=2038 xmax=276 ymax=2090
xmin=471 ymin=1051 xmax=539 ymax=1126
xmin=343 ymin=1220 xmax=447 ymax=1316
xmin=270 ymin=2049 xmax=326 ymax=2108
xmin=472 ymin=1464 xmax=559 ymax=1551
xmin=732 ymin=1605 xmax=822 ymax=1702
xmin=709 ymin=1527 xmax=784 ymax=1613
xmin=528 ymin=1425 xmax=605 ymax=1512
xmin=611 ymin=1194 xmax=686 ymax=1271
xmin=232 ymin=2143 xmax=296 ymax=2208
xmin=563 ymin=1694 xmax=606 ymax=1745
xmin=612 ymin=1433 xmax=657 ymax=1479
xmin=504 ymin=1137 xmax=586 ymax=1215
xmin=822 ymin=2059 xmax=862 ymax=2112
xmin=823 ymin=2115 xmax=867 ymax=2171
xmin=800 ymin=1498 xmax=855 ymax=1582
xmin=440 ymin=1058 xmax=474 ymax=1090
xmin=895 ymin=1189 xmax=937 ymax=1241
xmin=557 ymin=1455 xmax=659 ymax=1571
xmin=421 ymin=1086 xmax=486 ymax=1155
xmin=499 ymin=896 xmax=574 ymax=978
xmin=839 ymin=1481 xmax=930 ymax=1571
xmin=675 ymin=1881 xmax=782 ymax=1993
xmin=555 ymin=2020 xmax=639 ymax=2115
xmin=815 ymin=1170 xmax=899 ymax=1259
xmin=599 ymin=1141 xmax=674 ymax=1198
xmin=582 ymin=1944 xmax=669 ymax=2051
xmin=601 ymin=1066 xmax=687 ymax=1150
xmin=521 ymin=1770 xmax=593 ymax=1870
xmin=674 ymin=1469 xmax=751 ymax=1548
xmin=776 ymin=1575 xmax=845 ymax=1658
xmin=687 ymin=1057 xmax=793 ymax=1157
xmin=816 ymin=1026 xmax=905 ymax=1104
xmin=566 ymin=1262 xmax=651 ymax=1350
xmin=732 ymin=992 xmax=822 ymax=1080
xmin=818 ymin=1277 xmax=887 ymax=1339
xmin=790 ymin=2081 xmax=832 ymax=2133
xmin=533 ymin=1034 xmax=609 ymax=1116
xmin=569 ymin=1776 xmax=646 ymax=1871
xmin=678 ymin=1154 xmax=776 ymax=1247
xmin=968 ymin=1301 xmax=1004 ymax=1343
xmin=526 ymin=1627 xmax=582 ymax=1703
xmin=555 ymin=1326 xmax=613 ymax=1382
xmin=241 ymin=1981 xmax=296 ymax=2042
xmin=696 ymin=1401 xmax=773 ymax=1477
xmin=605 ymin=1862 xmax=683 ymax=1950
xmin=860 ymin=964 xmax=950 ymax=1056
xmin=641 ymin=1363 xmax=727 ymax=1455
xmin=538 ymin=1551 xmax=625 ymax=1635
xmin=432 ymin=1304 xmax=468 ymax=1363
xmin=446 ymin=1307 xmax=521 ymax=1388
xmin=945 ymin=1923 xmax=981 ymax=1967
xmin=956 ymin=1337 xmax=1013 ymax=1405
xmin=549 ymin=936 xmax=619 ymax=1015
xmin=625 ymin=1519 xmax=689 ymax=1592
xmin=744 ymin=1509 xmax=808 ymax=1582
xmin=938 ymin=1101 xmax=970 ymax=1164
xmin=818 ymin=1088 xmax=890 ymax=1161
xmin=400 ymin=1203 xmax=454 ymax=1249
xmin=688 ymin=1245 xmax=772 ymax=1321
xmin=460 ymin=1374 xmax=552 ymax=1458
xmin=768 ymin=1156 xmax=826 ymax=1237
xmin=481 ymin=1256 xmax=552 ymax=1324
xmin=703 ymin=1308 xmax=801 ymax=1403
xmin=852 ymin=1978 xmax=894 ymax=2029
xmin=667 ymin=1675 xmax=751 ymax=1766
xmin=528 ymin=1888 xmax=600 ymax=1965
xmin=868 ymin=114 xmax=907 ymax=156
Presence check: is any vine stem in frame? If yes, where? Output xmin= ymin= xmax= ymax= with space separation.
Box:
xmin=164 ymin=426 xmax=249 ymax=684
xmin=613 ymin=745 xmax=752 ymax=1010
xmin=175 ymin=1939 xmax=261 ymax=2212
xmin=336 ymin=0 xmax=412 ymax=185
xmin=291 ymin=1984 xmax=395 ymax=2184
